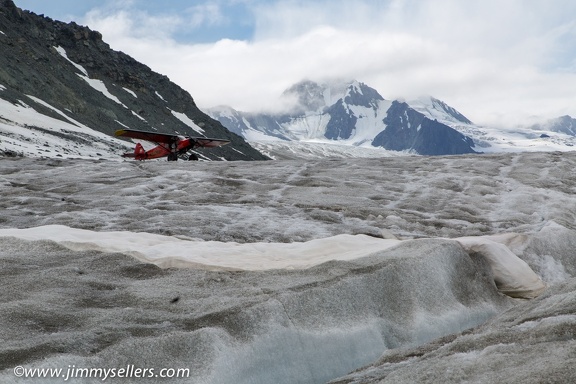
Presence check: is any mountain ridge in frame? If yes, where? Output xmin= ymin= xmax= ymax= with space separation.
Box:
xmin=208 ymin=79 xmax=478 ymax=156
xmin=0 ymin=0 xmax=268 ymax=160
xmin=207 ymin=79 xmax=576 ymax=157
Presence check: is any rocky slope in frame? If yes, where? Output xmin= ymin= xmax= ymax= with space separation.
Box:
xmin=0 ymin=0 xmax=268 ymax=161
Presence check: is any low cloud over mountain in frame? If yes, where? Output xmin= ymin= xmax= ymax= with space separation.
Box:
xmin=208 ymin=79 xmax=576 ymax=157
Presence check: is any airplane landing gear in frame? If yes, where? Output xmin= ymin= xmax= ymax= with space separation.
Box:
xmin=167 ymin=141 xmax=178 ymax=161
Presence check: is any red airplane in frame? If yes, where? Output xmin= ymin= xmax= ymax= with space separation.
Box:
xmin=115 ymin=129 xmax=230 ymax=161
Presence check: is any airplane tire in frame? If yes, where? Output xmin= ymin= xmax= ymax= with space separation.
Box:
xmin=167 ymin=153 xmax=178 ymax=161
xmin=188 ymin=154 xmax=199 ymax=161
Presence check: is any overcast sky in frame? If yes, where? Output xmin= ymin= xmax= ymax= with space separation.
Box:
xmin=12 ymin=0 xmax=576 ymax=126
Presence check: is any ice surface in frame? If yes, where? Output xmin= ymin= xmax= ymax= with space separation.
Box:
xmin=332 ymin=278 xmax=576 ymax=383
xmin=1 ymin=152 xmax=576 ymax=383
xmin=249 ymin=140 xmax=403 ymax=160
xmin=0 ymin=236 xmax=512 ymax=384
xmin=0 ymin=225 xmax=547 ymax=300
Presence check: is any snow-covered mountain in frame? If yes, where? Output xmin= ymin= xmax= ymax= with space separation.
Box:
xmin=0 ymin=0 xmax=268 ymax=161
xmin=531 ymin=115 xmax=576 ymax=136
xmin=208 ymin=79 xmax=576 ymax=158
xmin=208 ymin=80 xmax=478 ymax=156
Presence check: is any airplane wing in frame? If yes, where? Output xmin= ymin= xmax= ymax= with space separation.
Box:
xmin=115 ymin=129 xmax=179 ymax=144
xmin=115 ymin=129 xmax=230 ymax=148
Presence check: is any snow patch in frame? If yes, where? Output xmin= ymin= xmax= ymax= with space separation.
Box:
xmin=0 ymin=225 xmax=549 ymax=300
xmin=115 ymin=120 xmax=130 ymax=129
xmin=456 ymin=237 xmax=546 ymax=299
xmin=54 ymin=46 xmax=88 ymax=76
xmin=26 ymin=94 xmax=83 ymax=128
xmin=155 ymin=91 xmax=166 ymax=101
xmin=131 ymin=110 xmax=147 ymax=121
xmin=170 ymin=110 xmax=205 ymax=134
xmin=53 ymin=46 xmax=128 ymax=108
xmin=77 ymin=75 xmax=128 ymax=108
xmin=122 ymin=87 xmax=137 ymax=98
xmin=0 ymin=226 xmax=401 ymax=270
xmin=0 ymin=97 xmax=129 ymax=159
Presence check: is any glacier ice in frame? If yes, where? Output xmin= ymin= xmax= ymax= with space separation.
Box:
xmin=1 ymin=152 xmax=576 ymax=383
xmin=0 ymin=236 xmax=513 ymax=384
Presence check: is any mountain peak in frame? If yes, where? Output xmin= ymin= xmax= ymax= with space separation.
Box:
xmin=372 ymin=100 xmax=476 ymax=155
xmin=409 ymin=95 xmax=473 ymax=125
xmin=281 ymin=79 xmax=327 ymax=112
xmin=343 ymin=81 xmax=384 ymax=109
xmin=281 ymin=79 xmax=385 ymax=113
xmin=1 ymin=0 xmax=16 ymax=9
xmin=0 ymin=0 xmax=23 ymax=20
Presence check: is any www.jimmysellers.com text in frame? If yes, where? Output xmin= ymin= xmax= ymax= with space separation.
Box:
xmin=13 ymin=364 xmax=191 ymax=381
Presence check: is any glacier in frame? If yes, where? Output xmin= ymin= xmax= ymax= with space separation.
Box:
xmin=1 ymin=152 xmax=576 ymax=383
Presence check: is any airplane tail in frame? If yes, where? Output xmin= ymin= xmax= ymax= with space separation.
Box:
xmin=122 ymin=143 xmax=146 ymax=159
xmin=134 ymin=143 xmax=146 ymax=158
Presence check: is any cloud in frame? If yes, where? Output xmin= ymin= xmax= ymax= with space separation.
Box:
xmin=185 ymin=2 xmax=225 ymax=29
xmin=81 ymin=0 xmax=576 ymax=126
xmin=83 ymin=5 xmax=181 ymax=42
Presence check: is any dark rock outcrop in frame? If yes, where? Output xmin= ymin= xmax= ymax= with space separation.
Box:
xmin=324 ymin=99 xmax=358 ymax=140
xmin=372 ymin=101 xmax=476 ymax=155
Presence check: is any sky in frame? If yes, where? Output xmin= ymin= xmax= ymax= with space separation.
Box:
xmin=11 ymin=0 xmax=576 ymax=126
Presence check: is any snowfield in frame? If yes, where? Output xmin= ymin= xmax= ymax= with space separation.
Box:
xmin=1 ymin=152 xmax=576 ymax=383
